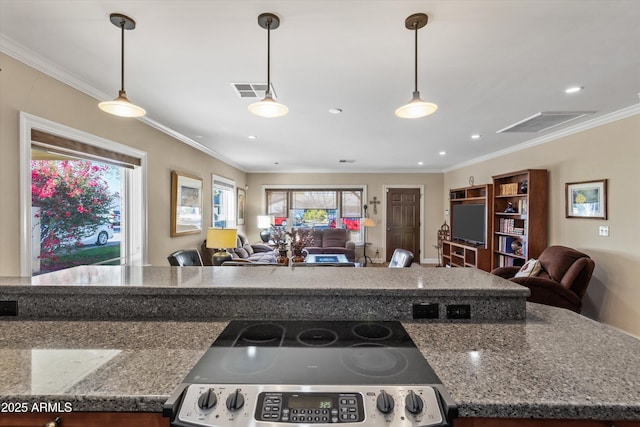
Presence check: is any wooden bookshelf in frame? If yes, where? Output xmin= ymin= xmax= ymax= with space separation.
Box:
xmin=491 ymin=169 xmax=548 ymax=270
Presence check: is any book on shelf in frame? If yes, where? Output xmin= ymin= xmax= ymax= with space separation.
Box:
xmin=498 ymin=183 xmax=519 ymax=196
xmin=517 ymin=199 xmax=528 ymax=214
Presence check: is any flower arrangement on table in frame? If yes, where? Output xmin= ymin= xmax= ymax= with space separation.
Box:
xmin=286 ymin=227 xmax=315 ymax=257
xmin=269 ymin=226 xmax=289 ymax=251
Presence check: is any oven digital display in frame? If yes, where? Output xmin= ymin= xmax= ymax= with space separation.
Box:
xmin=287 ymin=395 xmax=333 ymax=409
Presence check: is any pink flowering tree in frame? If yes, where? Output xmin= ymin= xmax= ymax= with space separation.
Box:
xmin=31 ymin=160 xmax=114 ymax=261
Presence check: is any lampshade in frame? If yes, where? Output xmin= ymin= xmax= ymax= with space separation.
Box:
xmin=249 ymin=94 xmax=288 ymax=118
xmin=99 ymin=90 xmax=146 ymax=118
xmin=99 ymin=13 xmax=145 ymax=118
xmin=206 ymin=228 xmax=238 ymax=249
xmin=395 ymin=91 xmax=438 ymax=119
xmin=395 ymin=13 xmax=437 ymax=119
xmin=362 ymin=218 xmax=376 ymax=227
xmin=257 ymin=215 xmax=274 ymax=229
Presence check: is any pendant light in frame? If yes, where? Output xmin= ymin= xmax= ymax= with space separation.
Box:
xmin=249 ymin=13 xmax=288 ymax=118
xmin=395 ymin=13 xmax=437 ymax=119
xmin=99 ymin=13 xmax=146 ymax=118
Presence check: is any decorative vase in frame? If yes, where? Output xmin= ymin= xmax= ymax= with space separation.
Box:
xmin=277 ymin=248 xmax=289 ymax=265
xmin=291 ymin=248 xmax=305 ymax=263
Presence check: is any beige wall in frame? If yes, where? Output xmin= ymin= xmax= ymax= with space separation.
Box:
xmin=245 ymin=173 xmax=444 ymax=262
xmin=444 ymin=114 xmax=640 ymax=337
xmin=0 ymin=53 xmax=246 ymax=275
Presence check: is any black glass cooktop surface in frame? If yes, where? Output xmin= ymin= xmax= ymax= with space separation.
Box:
xmin=183 ymin=320 xmax=442 ymax=386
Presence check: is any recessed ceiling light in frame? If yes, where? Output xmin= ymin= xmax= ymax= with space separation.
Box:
xmin=564 ymin=86 xmax=583 ymax=94
xmin=439 ymin=151 xmax=446 ymax=156
xmin=248 ymin=135 xmax=257 ymax=140
xmin=328 ymin=108 xmax=343 ymax=114
xmin=417 ymin=161 xmax=424 ymax=165
xmin=471 ymin=134 xmax=481 ymax=140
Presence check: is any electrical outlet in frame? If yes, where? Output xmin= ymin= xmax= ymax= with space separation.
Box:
xmin=413 ymin=303 xmax=439 ymax=319
xmin=0 ymin=301 xmax=18 ymax=316
xmin=599 ymin=226 xmax=609 ymax=237
xmin=446 ymin=304 xmax=471 ymax=319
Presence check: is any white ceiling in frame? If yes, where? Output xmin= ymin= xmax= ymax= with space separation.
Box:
xmin=1 ymin=0 xmax=639 ymax=173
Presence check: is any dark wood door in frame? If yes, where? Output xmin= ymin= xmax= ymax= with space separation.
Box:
xmin=386 ymin=188 xmax=421 ymax=261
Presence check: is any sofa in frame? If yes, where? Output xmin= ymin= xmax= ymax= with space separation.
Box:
xmin=200 ymin=233 xmax=277 ymax=265
xmin=302 ymin=228 xmax=356 ymax=262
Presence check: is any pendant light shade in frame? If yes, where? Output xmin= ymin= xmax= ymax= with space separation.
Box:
xmin=249 ymin=13 xmax=288 ymax=118
xmin=395 ymin=13 xmax=437 ymax=119
xmin=99 ymin=13 xmax=145 ymax=118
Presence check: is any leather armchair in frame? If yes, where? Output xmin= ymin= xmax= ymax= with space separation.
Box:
xmin=389 ymin=249 xmax=414 ymax=268
xmin=167 ymin=249 xmax=203 ymax=266
xmin=491 ymin=245 xmax=595 ymax=313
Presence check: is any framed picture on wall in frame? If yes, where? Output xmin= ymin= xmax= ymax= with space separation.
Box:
xmin=237 ymin=187 xmax=246 ymax=225
xmin=171 ymin=171 xmax=203 ymax=236
xmin=565 ymin=179 xmax=607 ymax=219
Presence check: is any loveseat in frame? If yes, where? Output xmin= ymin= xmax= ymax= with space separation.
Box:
xmin=302 ymin=228 xmax=356 ymax=262
xmin=200 ymin=233 xmax=277 ymax=265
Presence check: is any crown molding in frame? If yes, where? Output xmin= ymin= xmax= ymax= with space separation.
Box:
xmin=1 ymin=34 xmax=247 ymax=172
xmin=444 ymin=103 xmax=640 ymax=173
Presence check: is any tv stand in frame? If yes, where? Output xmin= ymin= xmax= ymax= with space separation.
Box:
xmin=442 ymin=240 xmax=491 ymax=271
xmin=446 ymin=184 xmax=493 ymax=271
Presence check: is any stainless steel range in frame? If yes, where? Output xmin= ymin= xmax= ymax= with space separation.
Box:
xmin=164 ymin=320 xmax=457 ymax=427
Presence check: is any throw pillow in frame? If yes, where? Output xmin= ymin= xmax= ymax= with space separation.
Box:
xmin=234 ymin=247 xmax=249 ymax=259
xmin=243 ymin=243 xmax=255 ymax=255
xmin=514 ymin=258 xmax=541 ymax=278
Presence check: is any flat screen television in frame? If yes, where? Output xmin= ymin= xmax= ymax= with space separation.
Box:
xmin=452 ymin=203 xmax=486 ymax=245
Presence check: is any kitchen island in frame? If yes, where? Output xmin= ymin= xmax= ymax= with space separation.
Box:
xmin=0 ymin=266 xmax=639 ymax=425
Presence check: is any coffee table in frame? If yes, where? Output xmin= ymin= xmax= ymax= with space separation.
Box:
xmin=302 ymin=254 xmax=354 ymax=266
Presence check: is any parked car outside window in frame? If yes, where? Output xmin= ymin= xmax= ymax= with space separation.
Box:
xmin=78 ymin=223 xmax=114 ymax=246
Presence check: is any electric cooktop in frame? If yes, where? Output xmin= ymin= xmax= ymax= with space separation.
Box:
xmin=164 ymin=320 xmax=456 ymax=427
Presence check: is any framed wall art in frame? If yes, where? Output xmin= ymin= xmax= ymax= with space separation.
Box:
xmin=565 ymin=179 xmax=607 ymax=219
xmin=237 ymin=187 xmax=246 ymax=225
xmin=171 ymin=171 xmax=203 ymax=236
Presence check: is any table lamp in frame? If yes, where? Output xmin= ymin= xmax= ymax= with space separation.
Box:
xmin=362 ymin=217 xmax=376 ymax=266
xmin=206 ymin=228 xmax=237 ymax=266
xmin=257 ymin=215 xmax=274 ymax=243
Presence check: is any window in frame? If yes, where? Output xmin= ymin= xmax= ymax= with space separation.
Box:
xmin=212 ymin=175 xmax=236 ymax=228
xmin=20 ymin=113 xmax=147 ymax=276
xmin=265 ymin=188 xmax=364 ymax=240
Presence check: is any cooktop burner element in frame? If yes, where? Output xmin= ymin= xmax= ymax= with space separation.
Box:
xmin=164 ymin=321 xmax=456 ymax=427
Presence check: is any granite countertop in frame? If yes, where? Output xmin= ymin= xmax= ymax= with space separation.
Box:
xmin=0 ymin=266 xmax=529 ymax=321
xmin=2 ymin=265 xmax=527 ymax=296
xmin=1 ymin=303 xmax=638 ymax=420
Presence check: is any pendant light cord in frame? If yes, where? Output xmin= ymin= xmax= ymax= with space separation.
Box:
xmin=120 ymin=19 xmax=125 ymax=93
xmin=266 ymin=17 xmax=272 ymax=97
xmin=413 ymin=22 xmax=418 ymax=94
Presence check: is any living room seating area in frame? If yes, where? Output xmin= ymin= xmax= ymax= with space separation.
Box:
xmin=200 ymin=234 xmax=277 ymax=265
xmin=302 ymin=228 xmax=356 ymax=262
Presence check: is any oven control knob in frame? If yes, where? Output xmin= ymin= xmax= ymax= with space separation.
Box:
xmin=226 ymin=388 xmax=245 ymax=411
xmin=376 ymin=390 xmax=395 ymax=414
xmin=197 ymin=388 xmax=217 ymax=410
xmin=404 ymin=391 xmax=424 ymax=414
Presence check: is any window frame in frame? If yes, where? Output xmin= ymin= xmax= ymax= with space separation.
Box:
xmin=19 ymin=112 xmax=148 ymax=276
xmin=212 ymin=174 xmax=236 ymax=228
xmin=263 ymin=184 xmax=367 ymax=239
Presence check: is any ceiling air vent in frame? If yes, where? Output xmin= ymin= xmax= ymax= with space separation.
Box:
xmin=339 ymin=160 xmax=356 ymax=164
xmin=497 ymin=111 xmax=595 ymax=133
xmin=231 ymin=83 xmax=277 ymax=99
